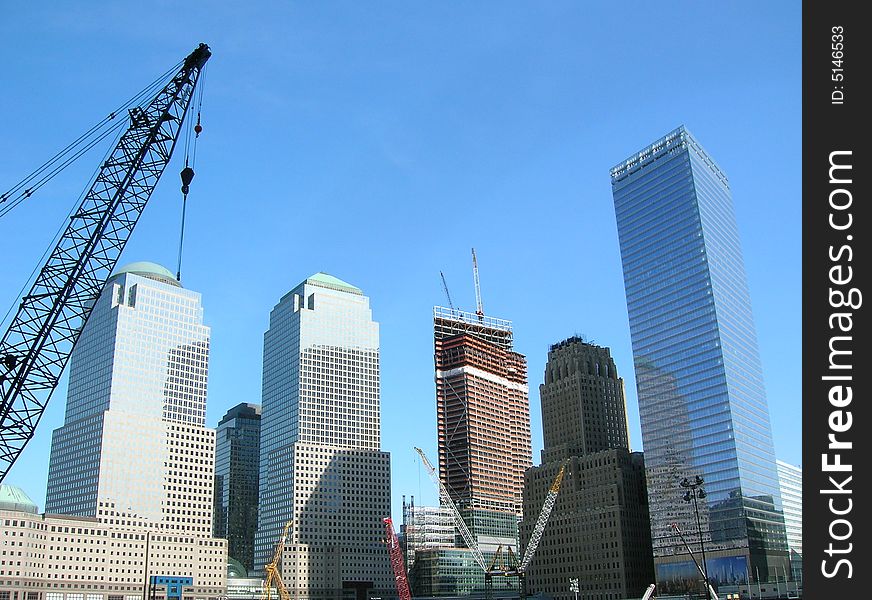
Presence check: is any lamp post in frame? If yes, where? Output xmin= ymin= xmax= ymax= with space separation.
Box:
xmin=681 ymin=475 xmax=711 ymax=600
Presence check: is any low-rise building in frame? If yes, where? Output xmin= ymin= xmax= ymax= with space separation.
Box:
xmin=0 ymin=485 xmax=226 ymax=600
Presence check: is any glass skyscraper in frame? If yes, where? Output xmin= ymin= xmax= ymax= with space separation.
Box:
xmin=254 ymin=273 xmax=392 ymax=596
xmin=214 ymin=402 xmax=262 ymax=574
xmin=610 ymin=127 xmax=788 ymax=590
xmin=776 ymin=460 xmax=802 ymax=581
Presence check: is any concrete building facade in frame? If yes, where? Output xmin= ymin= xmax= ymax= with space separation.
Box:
xmin=611 ymin=127 xmax=788 ymax=592
xmin=213 ymin=403 xmax=261 ymax=575
xmin=434 ymin=307 xmax=531 ymax=521
xmin=1 ymin=489 xmax=225 ymax=600
xmin=254 ymin=273 xmax=392 ymax=598
xmin=520 ymin=338 xmax=654 ymax=600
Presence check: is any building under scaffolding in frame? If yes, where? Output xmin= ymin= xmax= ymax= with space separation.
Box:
xmin=401 ymin=496 xmax=455 ymax=569
xmin=415 ymin=306 xmax=531 ymax=597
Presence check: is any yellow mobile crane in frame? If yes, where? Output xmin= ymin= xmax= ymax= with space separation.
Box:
xmin=263 ymin=520 xmax=293 ymax=600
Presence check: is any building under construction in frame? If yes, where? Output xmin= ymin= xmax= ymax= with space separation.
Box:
xmin=414 ymin=306 xmax=532 ymax=596
xmin=434 ymin=306 xmax=532 ymax=518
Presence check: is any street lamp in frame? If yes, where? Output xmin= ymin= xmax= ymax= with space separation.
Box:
xmin=681 ymin=476 xmax=711 ymax=600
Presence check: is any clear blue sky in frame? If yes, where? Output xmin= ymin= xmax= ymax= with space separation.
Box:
xmin=1 ymin=2 xmax=800 ymax=525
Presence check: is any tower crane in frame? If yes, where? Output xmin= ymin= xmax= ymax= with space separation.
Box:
xmin=471 ymin=248 xmax=484 ymax=321
xmin=383 ymin=517 xmax=412 ymax=600
xmin=263 ymin=520 xmax=294 ymax=600
xmin=484 ymin=461 xmax=568 ymax=598
xmin=439 ymin=271 xmax=457 ymax=317
xmin=0 ymin=44 xmax=211 ymax=483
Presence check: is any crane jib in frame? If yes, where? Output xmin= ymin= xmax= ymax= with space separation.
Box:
xmin=0 ymin=44 xmax=211 ymax=484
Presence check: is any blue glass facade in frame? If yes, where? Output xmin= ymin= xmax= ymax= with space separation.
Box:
xmin=611 ymin=127 xmax=788 ymax=585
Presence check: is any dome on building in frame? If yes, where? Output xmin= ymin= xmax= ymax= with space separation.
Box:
xmin=110 ymin=261 xmax=181 ymax=287
xmin=227 ymin=556 xmax=247 ymax=578
xmin=305 ymin=272 xmax=362 ymax=295
xmin=0 ymin=484 xmax=40 ymax=514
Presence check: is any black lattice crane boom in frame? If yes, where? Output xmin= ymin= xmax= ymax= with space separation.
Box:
xmin=0 ymin=43 xmax=211 ymax=484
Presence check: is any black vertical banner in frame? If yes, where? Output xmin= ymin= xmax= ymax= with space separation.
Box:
xmin=804 ymin=2 xmax=868 ymax=598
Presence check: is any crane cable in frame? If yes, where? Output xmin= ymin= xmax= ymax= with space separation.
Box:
xmin=0 ymin=61 xmax=183 ymax=219
xmin=0 ymin=60 xmax=184 ymax=331
xmin=176 ymin=62 xmax=207 ymax=282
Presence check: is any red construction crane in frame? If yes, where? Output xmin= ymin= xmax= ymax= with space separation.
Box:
xmin=383 ymin=517 xmax=412 ymax=600
xmin=0 ymin=43 xmax=211 ymax=483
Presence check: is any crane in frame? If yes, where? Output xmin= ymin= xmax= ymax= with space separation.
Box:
xmin=518 ymin=460 xmax=567 ymax=572
xmin=471 ymin=248 xmax=483 ymax=321
xmin=413 ymin=446 xmax=488 ymax=572
xmin=413 ymin=446 xmax=567 ymax=590
xmin=439 ymin=271 xmax=457 ymax=317
xmin=671 ymin=523 xmax=719 ymax=600
xmin=484 ymin=461 xmax=568 ymax=599
xmin=263 ymin=520 xmax=294 ymax=600
xmin=383 ymin=517 xmax=412 ymax=600
xmin=0 ymin=43 xmax=211 ymax=483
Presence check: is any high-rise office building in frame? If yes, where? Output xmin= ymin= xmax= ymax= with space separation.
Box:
xmin=254 ymin=273 xmax=392 ymax=598
xmin=42 ymin=261 xmax=225 ymax=594
xmin=776 ymin=460 xmax=802 ymax=581
xmin=412 ymin=307 xmax=530 ymax=595
xmin=520 ymin=337 xmax=654 ymax=599
xmin=434 ymin=306 xmax=531 ymax=520
xmin=611 ymin=127 xmax=788 ymax=590
xmin=214 ymin=403 xmax=262 ymax=575
xmin=539 ymin=337 xmax=629 ymax=463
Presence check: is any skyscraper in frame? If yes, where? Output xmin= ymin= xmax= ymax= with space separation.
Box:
xmin=42 ymin=261 xmax=225 ymax=594
xmin=611 ymin=127 xmax=788 ymax=589
xmin=411 ymin=307 xmax=530 ymax=595
xmin=214 ymin=402 xmax=262 ymax=575
xmin=434 ymin=307 xmax=531 ymax=521
xmin=776 ymin=460 xmax=802 ymax=581
xmin=254 ymin=273 xmax=392 ymax=597
xmin=520 ymin=337 xmax=654 ymax=599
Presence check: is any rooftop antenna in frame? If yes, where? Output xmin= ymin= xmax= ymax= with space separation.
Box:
xmin=472 ymin=248 xmax=483 ymax=321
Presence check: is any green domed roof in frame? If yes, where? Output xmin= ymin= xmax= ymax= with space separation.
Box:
xmin=305 ymin=272 xmax=362 ymax=295
xmin=111 ymin=261 xmax=181 ymax=287
xmin=0 ymin=484 xmax=39 ymax=514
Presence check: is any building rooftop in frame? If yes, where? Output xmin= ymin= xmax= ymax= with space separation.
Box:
xmin=0 ymin=484 xmax=39 ymax=514
xmin=306 ymin=272 xmax=363 ymax=295
xmin=111 ymin=261 xmax=182 ymax=287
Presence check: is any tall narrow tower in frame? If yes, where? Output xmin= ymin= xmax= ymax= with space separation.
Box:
xmin=434 ymin=306 xmax=531 ymax=545
xmin=520 ymin=337 xmax=653 ymax=599
xmin=611 ymin=127 xmax=788 ymax=588
xmin=45 ymin=262 xmax=214 ymax=534
xmin=214 ymin=403 xmax=262 ymax=574
xmin=255 ymin=273 xmax=392 ymax=595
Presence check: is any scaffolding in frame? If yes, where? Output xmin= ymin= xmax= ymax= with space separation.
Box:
xmin=433 ymin=306 xmax=512 ymax=349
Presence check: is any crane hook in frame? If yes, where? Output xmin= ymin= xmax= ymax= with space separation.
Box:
xmin=180 ymin=166 xmax=195 ymax=195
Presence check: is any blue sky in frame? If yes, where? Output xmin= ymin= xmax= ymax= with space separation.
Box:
xmin=1 ymin=2 xmax=800 ymax=525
